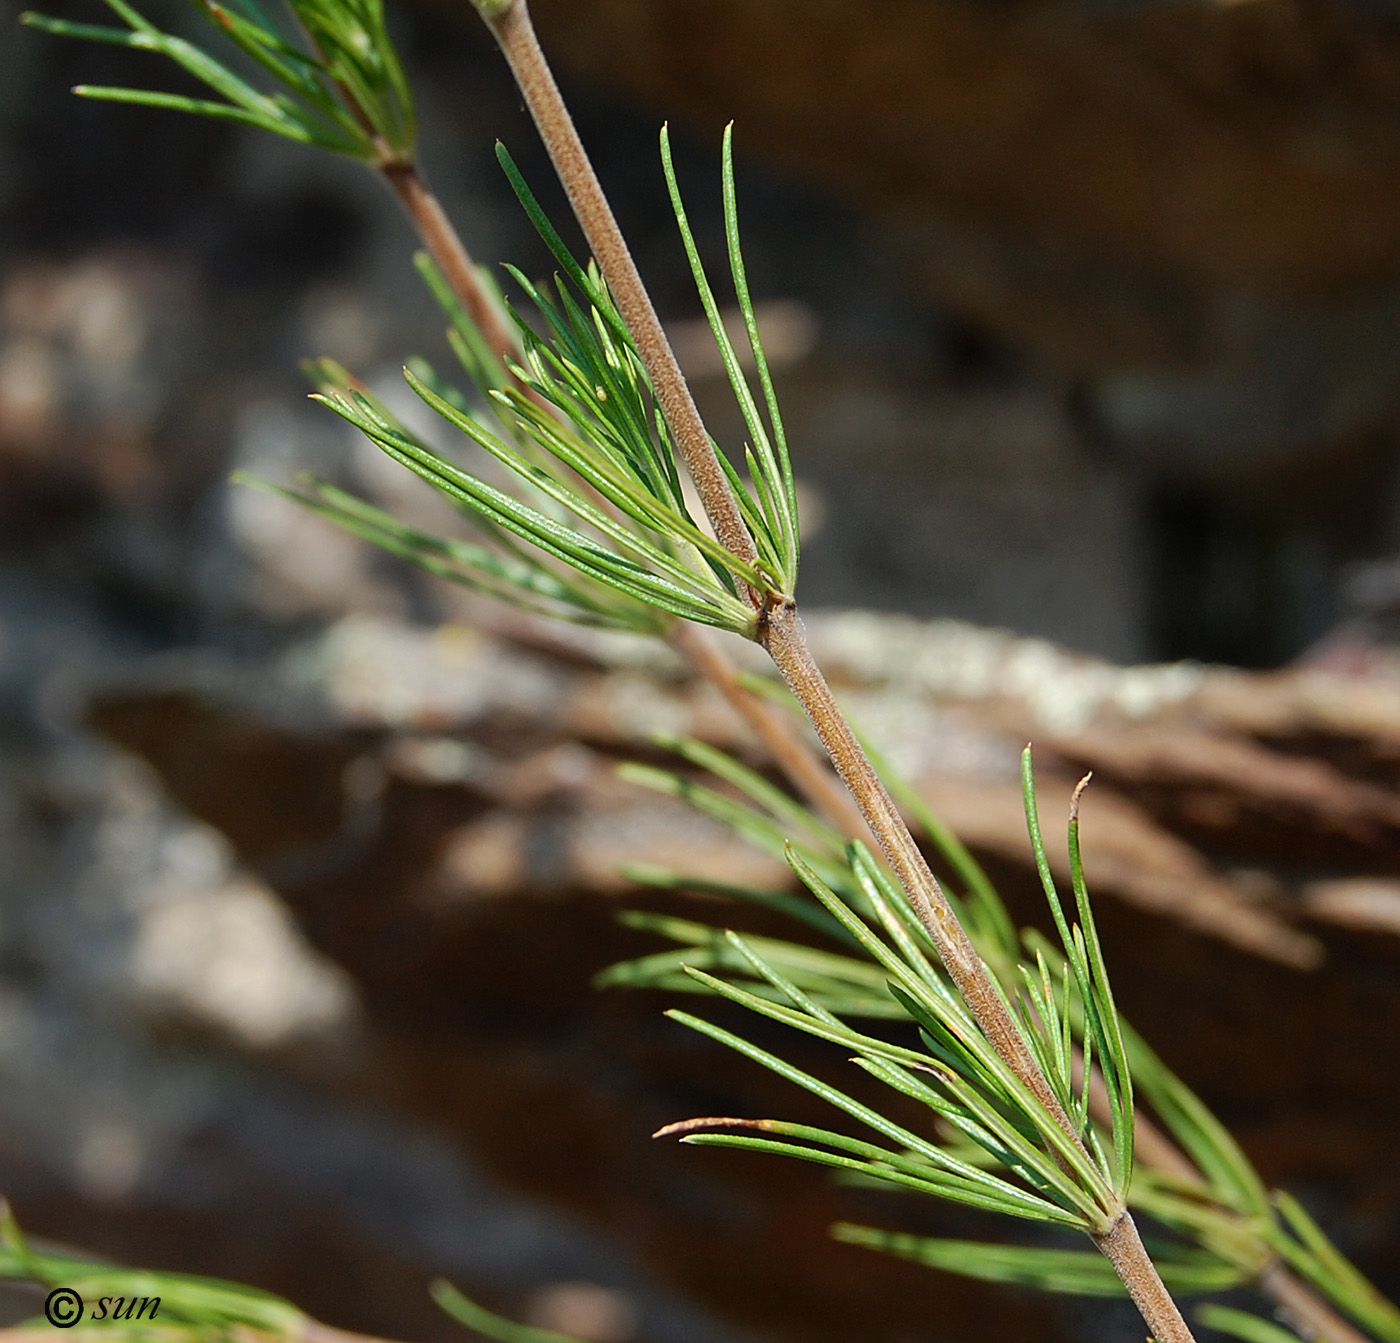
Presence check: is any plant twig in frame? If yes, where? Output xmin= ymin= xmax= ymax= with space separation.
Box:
xmin=668 ymin=621 xmax=868 ymax=838
xmin=377 ymin=146 xmax=863 ymax=837
xmin=379 ymin=160 xmax=522 ymax=376
xmin=1260 ymin=1261 xmax=1378 ymax=1343
xmin=757 ymin=601 xmax=1064 ymax=1110
xmin=1078 ymin=1056 xmax=1376 ymax=1343
xmin=468 ymin=4 xmax=1194 ymax=1335
xmin=1095 ymin=1211 xmax=1194 ymax=1343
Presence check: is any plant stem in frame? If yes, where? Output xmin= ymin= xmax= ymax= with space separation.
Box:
xmin=378 ymin=149 xmax=861 ymax=836
xmin=380 ymin=160 xmax=523 ymax=373
xmin=766 ymin=597 xmax=1196 ymax=1343
xmin=468 ymin=0 xmax=1040 ymax=1086
xmin=1260 ymin=1261 xmax=1379 ymax=1343
xmin=474 ymin=0 xmax=1068 ymax=1129
xmin=470 ymin=5 xmax=1195 ymax=1336
xmin=758 ymin=601 xmax=1075 ymax=1117
xmin=668 ymin=621 xmax=868 ymax=837
xmin=1096 ymin=1212 xmax=1195 ymax=1343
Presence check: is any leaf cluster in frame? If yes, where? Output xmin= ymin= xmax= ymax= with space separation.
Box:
xmin=615 ymin=742 xmax=1135 ymax=1237
xmin=1 ymin=1202 xmax=587 ymax=1343
xmin=21 ymin=0 xmax=800 ymax=636
xmin=607 ymin=733 xmax=1400 ymax=1342
xmin=257 ymin=139 xmax=798 ymax=638
xmin=22 ymin=0 xmax=415 ymax=161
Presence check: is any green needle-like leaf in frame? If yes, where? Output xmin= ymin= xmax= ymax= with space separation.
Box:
xmin=1196 ymin=1305 xmax=1307 ymax=1343
xmin=23 ymin=0 xmax=412 ymax=161
xmin=657 ymin=1021 xmax=1083 ymax=1227
xmin=833 ymin=1227 xmax=1245 ymax=1298
xmin=432 ymin=1281 xmax=590 ymax=1343
xmin=721 ymin=124 xmax=797 ymax=562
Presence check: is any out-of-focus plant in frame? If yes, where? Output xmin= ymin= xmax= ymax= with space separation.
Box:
xmin=0 ymin=1200 xmax=574 ymax=1343
xmin=22 ymin=0 xmax=414 ymax=160
xmin=15 ymin=0 xmax=1400 ymax=1341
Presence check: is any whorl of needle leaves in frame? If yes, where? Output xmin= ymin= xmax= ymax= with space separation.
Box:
xmin=21 ymin=0 xmax=416 ymax=161
xmin=245 ymin=135 xmax=799 ymax=637
xmin=21 ymin=0 xmax=801 ymax=633
xmin=622 ymin=744 xmax=1137 ymax=1237
xmin=605 ymin=734 xmax=1400 ymax=1343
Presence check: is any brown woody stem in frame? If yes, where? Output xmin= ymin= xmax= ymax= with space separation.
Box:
xmin=380 ymin=160 xmax=521 ymax=372
xmin=1095 ymin=1212 xmax=1196 ymax=1343
xmin=757 ymin=601 xmax=1081 ymax=1128
xmin=466 ymin=4 xmax=1195 ymax=1336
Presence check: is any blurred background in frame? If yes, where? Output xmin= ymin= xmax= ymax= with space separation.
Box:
xmin=3 ymin=0 xmax=1400 ymax=1338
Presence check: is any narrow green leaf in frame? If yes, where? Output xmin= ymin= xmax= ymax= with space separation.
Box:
xmin=314 ymin=389 xmax=752 ymax=630
xmin=432 ymin=1281 xmax=589 ymax=1343
xmin=71 ymin=84 xmax=297 ymax=135
xmin=721 ymin=123 xmax=798 ymax=575
xmin=681 ymin=1132 xmax=1064 ymax=1220
xmin=833 ymin=1226 xmax=1245 ymax=1298
xmin=659 ymin=125 xmax=792 ymax=592
xmin=864 ymin=736 xmax=1018 ymax=966
xmin=407 ymin=366 xmax=765 ymax=601
xmin=1123 ymin=1021 xmax=1270 ymax=1218
xmin=654 ymin=735 xmax=843 ymax=856
xmin=1269 ymin=1193 xmax=1400 ymax=1343
xmin=1196 ymin=1305 xmax=1306 ymax=1343
xmin=1065 ymin=775 xmax=1134 ymax=1192
xmin=666 ymin=1010 xmax=1082 ymax=1226
xmin=619 ymin=867 xmax=854 ymax=943
xmin=619 ymin=765 xmax=851 ymax=889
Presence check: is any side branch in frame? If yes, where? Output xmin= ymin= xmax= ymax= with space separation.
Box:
xmin=669 ymin=622 xmax=869 ymax=838
xmin=380 ymin=161 xmax=521 ymax=369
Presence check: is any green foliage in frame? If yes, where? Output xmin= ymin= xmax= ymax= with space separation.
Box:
xmin=243 ymin=140 xmax=800 ymax=639
xmin=1264 ymin=1192 xmax=1400 ymax=1343
xmin=661 ymin=124 xmax=799 ymax=595
xmin=623 ymin=743 xmax=1134 ymax=1237
xmin=830 ymin=1225 xmax=1244 ymax=1298
xmin=431 ymin=1281 xmax=590 ymax=1343
xmin=0 ymin=1202 xmax=306 ymax=1339
xmin=1020 ymin=751 xmax=1134 ymax=1196
xmin=20 ymin=0 xmax=801 ymax=630
xmin=21 ymin=0 xmax=415 ymax=161
xmin=1197 ymin=1305 xmax=1309 ymax=1343
xmin=1 ymin=1203 xmax=593 ymax=1343
xmin=606 ymin=735 xmax=1400 ymax=1337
